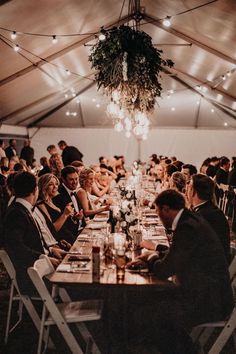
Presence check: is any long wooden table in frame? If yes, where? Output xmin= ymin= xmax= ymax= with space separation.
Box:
xmin=48 ymin=210 xmax=178 ymax=354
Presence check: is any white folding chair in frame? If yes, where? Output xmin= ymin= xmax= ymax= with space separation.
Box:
xmin=28 ymin=255 xmax=103 ymax=354
xmin=191 ymin=257 xmax=236 ymax=354
xmin=0 ymin=249 xmax=52 ymax=346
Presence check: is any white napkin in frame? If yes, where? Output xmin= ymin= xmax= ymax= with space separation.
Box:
xmin=86 ymin=222 xmax=107 ymax=229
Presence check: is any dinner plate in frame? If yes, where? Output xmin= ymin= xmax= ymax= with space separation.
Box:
xmin=86 ymin=222 xmax=107 ymax=229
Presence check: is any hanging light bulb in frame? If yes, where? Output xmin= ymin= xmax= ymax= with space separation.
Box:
xmin=226 ymin=71 xmax=231 ymax=77
xmin=14 ymin=44 xmax=19 ymax=52
xmin=66 ymin=111 xmax=70 ymax=116
xmin=64 ymin=93 xmax=68 ymax=99
xmin=72 ymin=93 xmax=76 ymax=97
xmin=96 ymin=103 xmax=101 ymax=108
xmin=163 ymin=16 xmax=171 ymax=27
xmin=221 ymin=75 xmax=226 ymax=81
xmin=66 ymin=69 xmax=71 ymax=76
xmin=52 ymin=35 xmax=58 ymax=44
xmin=211 ymin=108 xmax=215 ymax=113
xmin=11 ymin=31 xmax=17 ymax=40
xmin=224 ymin=122 xmax=228 ymax=126
xmin=99 ymin=27 xmax=106 ymax=41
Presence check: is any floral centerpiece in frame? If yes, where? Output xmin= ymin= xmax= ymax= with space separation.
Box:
xmin=112 ymin=201 xmax=138 ymax=237
xmin=119 ymin=185 xmax=136 ymax=201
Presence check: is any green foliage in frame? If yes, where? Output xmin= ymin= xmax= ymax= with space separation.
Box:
xmin=89 ymin=25 xmax=174 ymax=113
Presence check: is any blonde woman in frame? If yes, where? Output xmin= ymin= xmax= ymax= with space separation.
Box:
xmin=37 ymin=173 xmax=75 ymax=244
xmin=77 ymin=168 xmax=111 ymax=218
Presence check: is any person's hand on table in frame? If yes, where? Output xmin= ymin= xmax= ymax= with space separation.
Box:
xmin=126 ymin=251 xmax=159 ymax=270
xmin=140 ymin=240 xmax=156 ymax=250
xmin=49 ymin=257 xmax=61 ymax=268
xmin=50 ymin=247 xmax=66 ymax=259
xmin=60 ymin=239 xmax=71 ymax=250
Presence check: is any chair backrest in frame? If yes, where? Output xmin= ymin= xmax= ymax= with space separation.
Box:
xmin=0 ymin=249 xmax=20 ymax=292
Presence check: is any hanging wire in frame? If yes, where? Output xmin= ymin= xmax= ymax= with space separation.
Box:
xmin=140 ymin=0 xmax=219 ymax=26
xmin=118 ymin=0 xmax=127 ymax=25
xmin=0 ymin=33 xmax=94 ymax=83
xmin=0 ymin=0 xmax=219 ymax=38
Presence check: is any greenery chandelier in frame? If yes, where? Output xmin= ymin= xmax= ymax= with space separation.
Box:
xmin=89 ymin=23 xmax=174 ymax=139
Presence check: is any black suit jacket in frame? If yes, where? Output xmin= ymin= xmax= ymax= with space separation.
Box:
xmin=20 ymin=146 xmax=34 ymax=166
xmin=53 ymin=185 xmax=85 ymax=240
xmin=228 ymin=167 xmax=236 ymax=186
xmin=3 ymin=202 xmax=44 ymax=294
xmin=149 ymin=209 xmax=233 ymax=326
xmin=5 ymin=146 xmax=16 ymax=160
xmin=194 ymin=201 xmax=231 ymax=264
xmin=62 ymin=146 xmax=83 ymax=165
xmin=216 ymin=168 xmax=229 ymax=185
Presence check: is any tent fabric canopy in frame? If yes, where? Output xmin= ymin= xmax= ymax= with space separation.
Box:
xmin=0 ymin=0 xmax=236 ymax=130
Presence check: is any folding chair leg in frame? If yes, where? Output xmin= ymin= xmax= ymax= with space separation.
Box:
xmin=5 ymin=282 xmax=15 ymax=344
xmin=198 ymin=327 xmax=215 ymax=347
xmin=208 ymin=320 xmax=236 ymax=354
xmin=76 ymin=323 xmax=101 ymax=354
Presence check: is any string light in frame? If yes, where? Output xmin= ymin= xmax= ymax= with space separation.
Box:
xmin=226 ymin=71 xmax=231 ymax=77
xmin=211 ymin=108 xmax=215 ymax=113
xmin=66 ymin=69 xmax=71 ymax=76
xmin=52 ymin=35 xmax=58 ymax=44
xmin=64 ymin=94 xmax=68 ymax=99
xmin=14 ymin=44 xmax=19 ymax=52
xmin=163 ymin=16 xmax=171 ymax=27
xmin=96 ymin=103 xmax=101 ymax=108
xmin=65 ymin=111 xmax=77 ymax=117
xmin=11 ymin=31 xmax=16 ymax=40
xmin=221 ymin=75 xmax=226 ymax=81
xmin=224 ymin=122 xmax=228 ymax=126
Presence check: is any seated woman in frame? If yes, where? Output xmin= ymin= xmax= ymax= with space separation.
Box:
xmin=91 ymin=164 xmax=114 ymax=196
xmin=37 ymin=173 xmax=75 ymax=244
xmin=77 ymin=168 xmax=111 ymax=218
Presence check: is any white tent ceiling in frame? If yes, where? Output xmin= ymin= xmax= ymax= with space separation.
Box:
xmin=0 ymin=0 xmax=236 ymax=131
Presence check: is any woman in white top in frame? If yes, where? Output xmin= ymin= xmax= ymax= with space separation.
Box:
xmin=77 ymin=168 xmax=111 ymax=218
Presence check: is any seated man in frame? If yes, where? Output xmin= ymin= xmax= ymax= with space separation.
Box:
xmin=128 ymin=189 xmax=233 ymax=354
xmin=187 ymin=173 xmax=231 ymax=264
xmin=3 ymin=171 xmax=59 ymax=295
xmin=53 ymin=166 xmax=85 ymax=240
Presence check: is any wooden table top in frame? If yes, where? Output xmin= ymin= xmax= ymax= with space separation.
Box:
xmin=48 ymin=208 xmax=174 ymax=290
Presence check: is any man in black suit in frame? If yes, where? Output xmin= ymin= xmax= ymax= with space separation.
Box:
xmin=53 ymin=166 xmax=85 ymax=241
xmin=58 ymin=140 xmax=83 ymax=165
xmin=129 ymin=190 xmax=233 ymax=354
xmin=215 ymin=156 xmax=230 ymax=185
xmin=3 ymin=171 xmax=59 ymax=295
xmin=20 ymin=139 xmax=34 ymax=167
xmin=5 ymin=138 xmax=17 ymax=160
xmin=188 ymin=173 xmax=231 ymax=264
